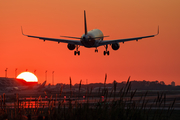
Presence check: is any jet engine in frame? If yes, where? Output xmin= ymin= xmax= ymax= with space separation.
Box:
xmin=67 ymin=44 xmax=75 ymax=50
xmin=111 ymin=43 xmax=120 ymax=50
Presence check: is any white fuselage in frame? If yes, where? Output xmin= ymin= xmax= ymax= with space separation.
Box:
xmin=80 ymin=29 xmax=103 ymax=47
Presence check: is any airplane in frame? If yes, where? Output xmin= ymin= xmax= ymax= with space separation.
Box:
xmin=33 ymin=80 xmax=47 ymax=90
xmin=22 ymin=10 xmax=159 ymax=56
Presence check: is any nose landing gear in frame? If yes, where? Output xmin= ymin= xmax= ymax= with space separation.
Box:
xmin=74 ymin=45 xmax=80 ymax=55
xmin=95 ymin=48 xmax=98 ymax=52
xmin=103 ymin=45 xmax=109 ymax=55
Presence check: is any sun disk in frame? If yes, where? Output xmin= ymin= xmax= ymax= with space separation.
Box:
xmin=17 ymin=72 xmax=38 ymax=82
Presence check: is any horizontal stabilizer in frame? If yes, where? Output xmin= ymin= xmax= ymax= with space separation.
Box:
xmin=60 ymin=36 xmax=81 ymax=39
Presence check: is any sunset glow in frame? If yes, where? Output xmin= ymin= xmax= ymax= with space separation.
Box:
xmin=17 ymin=72 xmax=38 ymax=82
xmin=1 ymin=0 xmax=180 ymax=85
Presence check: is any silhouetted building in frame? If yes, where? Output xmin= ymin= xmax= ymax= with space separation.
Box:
xmin=160 ymin=81 xmax=165 ymax=85
xmin=0 ymin=77 xmax=37 ymax=88
xmin=171 ymin=81 xmax=175 ymax=86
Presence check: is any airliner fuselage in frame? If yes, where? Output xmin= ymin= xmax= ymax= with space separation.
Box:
xmin=81 ymin=29 xmax=103 ymax=47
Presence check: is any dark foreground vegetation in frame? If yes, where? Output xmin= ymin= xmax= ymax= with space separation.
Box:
xmin=0 ymin=76 xmax=178 ymax=120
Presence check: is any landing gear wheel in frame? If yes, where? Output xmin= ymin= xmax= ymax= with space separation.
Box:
xmin=103 ymin=51 xmax=109 ymax=55
xmin=107 ymin=51 xmax=109 ymax=55
xmin=104 ymin=51 xmax=106 ymax=55
xmin=74 ymin=51 xmax=80 ymax=55
xmin=78 ymin=51 xmax=80 ymax=55
xmin=95 ymin=49 xmax=98 ymax=52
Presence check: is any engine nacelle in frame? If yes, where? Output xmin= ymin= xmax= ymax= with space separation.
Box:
xmin=67 ymin=44 xmax=75 ymax=50
xmin=111 ymin=43 xmax=120 ymax=50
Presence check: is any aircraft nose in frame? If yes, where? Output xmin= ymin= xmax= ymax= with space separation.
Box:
xmin=83 ymin=35 xmax=88 ymax=41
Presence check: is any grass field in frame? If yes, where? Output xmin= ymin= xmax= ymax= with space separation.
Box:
xmin=0 ymin=77 xmax=178 ymax=120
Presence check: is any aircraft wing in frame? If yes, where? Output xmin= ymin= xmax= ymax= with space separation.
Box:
xmin=99 ymin=27 xmax=159 ymax=46
xmin=22 ymin=29 xmax=83 ymax=46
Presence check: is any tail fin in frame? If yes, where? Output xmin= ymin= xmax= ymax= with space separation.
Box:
xmin=84 ymin=10 xmax=87 ymax=35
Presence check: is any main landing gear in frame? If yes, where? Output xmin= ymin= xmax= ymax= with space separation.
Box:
xmin=74 ymin=45 xmax=80 ymax=55
xmin=104 ymin=45 xmax=109 ymax=55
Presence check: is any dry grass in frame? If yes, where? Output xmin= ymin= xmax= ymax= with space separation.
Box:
xmin=0 ymin=76 xmax=176 ymax=120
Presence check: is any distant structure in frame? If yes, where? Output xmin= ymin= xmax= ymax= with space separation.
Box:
xmin=52 ymin=71 xmax=54 ymax=85
xmin=15 ymin=68 xmax=17 ymax=78
xmin=0 ymin=77 xmax=38 ymax=90
xmin=0 ymin=77 xmax=22 ymax=87
xmin=45 ymin=70 xmax=47 ymax=82
xmin=171 ymin=81 xmax=175 ymax=86
xmin=160 ymin=81 xmax=165 ymax=85
xmin=5 ymin=68 xmax=8 ymax=78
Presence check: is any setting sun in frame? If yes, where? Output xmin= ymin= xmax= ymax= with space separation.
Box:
xmin=17 ymin=72 xmax=38 ymax=82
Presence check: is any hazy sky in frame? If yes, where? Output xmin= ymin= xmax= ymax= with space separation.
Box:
xmin=0 ymin=0 xmax=180 ymax=85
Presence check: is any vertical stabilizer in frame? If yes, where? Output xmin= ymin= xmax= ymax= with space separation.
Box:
xmin=84 ymin=10 xmax=87 ymax=35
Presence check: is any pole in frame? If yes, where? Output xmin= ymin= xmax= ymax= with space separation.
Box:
xmin=45 ymin=70 xmax=47 ymax=82
xmin=52 ymin=71 xmax=54 ymax=85
xmin=34 ymin=70 xmax=36 ymax=75
xmin=15 ymin=68 xmax=17 ymax=78
xmin=5 ymin=68 xmax=8 ymax=78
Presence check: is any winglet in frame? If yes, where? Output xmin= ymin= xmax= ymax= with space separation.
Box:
xmin=84 ymin=10 xmax=87 ymax=35
xmin=157 ymin=26 xmax=159 ymax=35
xmin=21 ymin=26 xmax=25 ymax=36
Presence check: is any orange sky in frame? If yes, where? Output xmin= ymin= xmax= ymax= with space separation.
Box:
xmin=0 ymin=0 xmax=180 ymax=85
